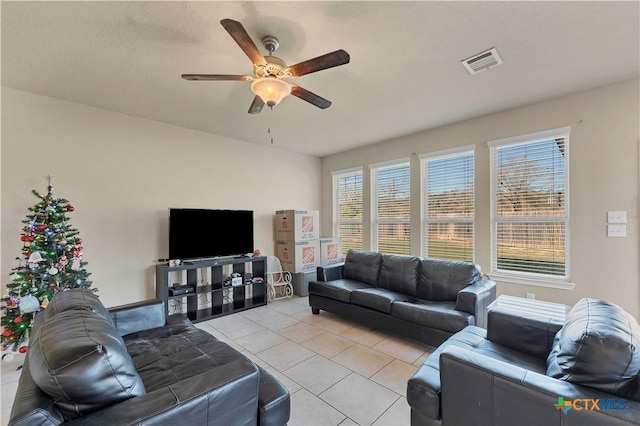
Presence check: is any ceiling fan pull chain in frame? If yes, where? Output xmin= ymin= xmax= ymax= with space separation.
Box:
xmin=268 ymin=109 xmax=274 ymax=145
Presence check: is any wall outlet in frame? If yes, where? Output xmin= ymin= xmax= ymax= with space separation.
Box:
xmin=608 ymin=211 xmax=627 ymax=224
xmin=526 ymin=293 xmax=535 ymax=299
xmin=607 ymin=224 xmax=627 ymax=237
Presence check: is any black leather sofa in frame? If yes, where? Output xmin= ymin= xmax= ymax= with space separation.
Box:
xmin=408 ymin=298 xmax=640 ymax=425
xmin=9 ymin=289 xmax=290 ymax=426
xmin=309 ymin=249 xmax=496 ymax=347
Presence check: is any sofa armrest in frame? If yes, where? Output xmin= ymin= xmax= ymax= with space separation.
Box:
xmin=454 ymin=276 xmax=496 ymax=328
xmin=109 ymin=299 xmax=165 ymax=336
xmin=440 ymin=346 xmax=640 ymax=425
xmin=316 ymin=263 xmax=345 ymax=281
xmin=65 ymin=357 xmax=260 ymax=426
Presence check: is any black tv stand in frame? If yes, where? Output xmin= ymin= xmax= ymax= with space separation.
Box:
xmin=155 ymin=256 xmax=267 ymax=322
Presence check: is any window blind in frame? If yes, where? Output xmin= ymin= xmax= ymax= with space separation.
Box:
xmin=334 ymin=169 xmax=363 ymax=254
xmin=422 ymin=149 xmax=474 ymax=261
xmin=490 ymin=129 xmax=569 ymax=279
xmin=372 ymin=161 xmax=410 ymax=255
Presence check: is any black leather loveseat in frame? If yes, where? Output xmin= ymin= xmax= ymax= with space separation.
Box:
xmin=309 ymin=249 xmax=496 ymax=347
xmin=9 ymin=288 xmax=290 ymax=426
xmin=408 ymin=298 xmax=640 ymax=425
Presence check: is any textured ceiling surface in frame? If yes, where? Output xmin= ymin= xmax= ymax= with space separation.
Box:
xmin=2 ymin=1 xmax=639 ymax=157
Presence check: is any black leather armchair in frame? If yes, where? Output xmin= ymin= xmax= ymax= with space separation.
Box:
xmin=408 ymin=298 xmax=640 ymax=425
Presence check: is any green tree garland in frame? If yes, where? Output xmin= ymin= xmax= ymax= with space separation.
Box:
xmin=1 ymin=183 xmax=95 ymax=353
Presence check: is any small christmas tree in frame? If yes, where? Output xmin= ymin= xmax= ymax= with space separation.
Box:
xmin=1 ymin=178 xmax=94 ymax=353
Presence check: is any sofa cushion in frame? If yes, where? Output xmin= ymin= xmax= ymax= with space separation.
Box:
xmin=378 ymin=254 xmax=420 ymax=297
xmin=418 ymin=259 xmax=482 ymax=302
xmin=123 ymin=315 xmax=256 ymax=392
xmin=44 ymin=288 xmax=113 ymax=326
xmin=343 ymin=249 xmax=382 ymax=287
xmin=350 ymin=288 xmax=415 ymax=314
xmin=546 ymin=298 xmax=640 ymax=399
xmin=309 ymin=279 xmax=371 ymax=303
xmin=392 ymin=300 xmax=473 ymax=333
xmin=28 ymin=304 xmax=145 ymax=420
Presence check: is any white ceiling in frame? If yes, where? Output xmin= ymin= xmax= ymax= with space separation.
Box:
xmin=2 ymin=1 xmax=638 ymax=157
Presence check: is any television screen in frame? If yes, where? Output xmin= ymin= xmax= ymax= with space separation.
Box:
xmin=169 ymin=209 xmax=254 ymax=260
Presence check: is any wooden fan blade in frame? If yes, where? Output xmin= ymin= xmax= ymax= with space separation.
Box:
xmin=248 ymin=95 xmax=265 ymax=114
xmin=290 ymin=85 xmax=332 ymax=109
xmin=220 ymin=19 xmax=267 ymax=66
xmin=287 ymin=50 xmax=350 ymax=77
xmin=182 ymin=74 xmax=252 ymax=81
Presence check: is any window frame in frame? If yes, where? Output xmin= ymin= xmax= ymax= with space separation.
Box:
xmin=370 ymin=158 xmax=411 ymax=255
xmin=488 ymin=127 xmax=574 ymax=290
xmin=332 ymin=167 xmax=364 ymax=254
xmin=419 ymin=145 xmax=476 ymax=262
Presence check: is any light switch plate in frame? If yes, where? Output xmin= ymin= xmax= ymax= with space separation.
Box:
xmin=608 ymin=211 xmax=627 ymax=223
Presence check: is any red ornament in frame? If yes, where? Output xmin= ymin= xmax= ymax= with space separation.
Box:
xmin=67 ymin=206 xmax=75 ymax=212
xmin=76 ymin=238 xmax=82 ymax=244
xmin=36 ymin=225 xmax=46 ymax=231
xmin=14 ymin=317 xmax=23 ymax=324
xmin=2 ymin=330 xmax=12 ymax=337
xmin=18 ymin=346 xmax=28 ymax=354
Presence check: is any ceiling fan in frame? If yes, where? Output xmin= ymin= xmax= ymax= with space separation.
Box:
xmin=182 ymin=19 xmax=350 ymax=114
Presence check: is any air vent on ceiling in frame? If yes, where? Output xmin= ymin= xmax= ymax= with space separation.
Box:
xmin=461 ymin=47 xmax=503 ymax=75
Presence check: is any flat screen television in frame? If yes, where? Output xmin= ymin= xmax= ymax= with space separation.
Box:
xmin=169 ymin=208 xmax=254 ymax=260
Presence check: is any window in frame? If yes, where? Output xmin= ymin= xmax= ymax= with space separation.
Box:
xmin=333 ymin=168 xmax=363 ymax=254
xmin=489 ymin=127 xmax=570 ymax=286
xmin=421 ymin=147 xmax=474 ymax=261
xmin=371 ymin=159 xmax=410 ymax=255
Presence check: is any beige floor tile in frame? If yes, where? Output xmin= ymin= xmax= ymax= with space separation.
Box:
xmin=320 ymin=373 xmax=399 ymax=425
xmin=206 ymin=312 xmax=255 ymax=330
xmin=338 ymin=418 xmax=359 ymax=425
xmin=278 ymin=322 xmax=325 ymax=343
xmin=370 ymin=359 xmax=418 ymax=396
xmin=238 ymin=305 xmax=281 ymax=322
xmin=331 ymin=344 xmax=393 ymax=378
xmin=261 ymin=312 xmax=301 ymax=331
xmin=284 ymin=355 xmax=352 ymax=395
xmin=339 ymin=325 xmax=387 ymax=347
xmin=257 ymin=340 xmax=316 ymax=371
xmin=265 ymin=366 xmax=302 ymax=394
xmin=217 ymin=320 xmax=266 ymax=341
xmin=371 ymin=336 xmax=426 ymax=364
xmin=289 ymin=389 xmax=346 ymax=426
xmin=289 ymin=309 xmax=328 ymax=325
xmin=373 ymin=396 xmax=411 ymax=426
xmin=2 ymin=406 xmax=13 ymax=426
xmin=292 ymin=296 xmax=310 ymax=305
xmin=235 ymin=329 xmax=288 ymax=353
xmin=413 ymin=351 xmax=430 ymax=367
xmin=268 ymin=299 xmax=309 ymax=316
xmin=315 ymin=316 xmax=357 ymax=335
xmin=301 ymin=332 xmax=355 ymax=358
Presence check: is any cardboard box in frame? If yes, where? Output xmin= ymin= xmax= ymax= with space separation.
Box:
xmin=275 ymin=210 xmax=319 ymax=242
xmin=276 ymin=239 xmax=320 ymax=273
xmin=320 ymin=237 xmax=343 ymax=266
xmin=291 ymin=271 xmax=317 ymax=296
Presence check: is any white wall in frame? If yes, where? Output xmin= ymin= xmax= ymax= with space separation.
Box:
xmin=321 ymin=79 xmax=640 ymax=318
xmin=1 ymin=87 xmax=321 ymax=308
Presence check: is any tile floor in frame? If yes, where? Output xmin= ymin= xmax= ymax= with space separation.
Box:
xmin=1 ymin=295 xmax=435 ymax=426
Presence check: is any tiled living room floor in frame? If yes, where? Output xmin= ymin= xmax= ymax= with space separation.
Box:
xmin=1 ymin=295 xmax=435 ymax=425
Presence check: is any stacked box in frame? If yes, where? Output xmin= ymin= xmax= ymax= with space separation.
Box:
xmin=319 ymin=237 xmax=343 ymax=266
xmin=275 ymin=240 xmax=320 ymax=273
xmin=275 ymin=210 xmax=319 ymax=242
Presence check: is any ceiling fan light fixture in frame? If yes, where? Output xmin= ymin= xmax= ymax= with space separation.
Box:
xmin=251 ymin=77 xmax=291 ymax=107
